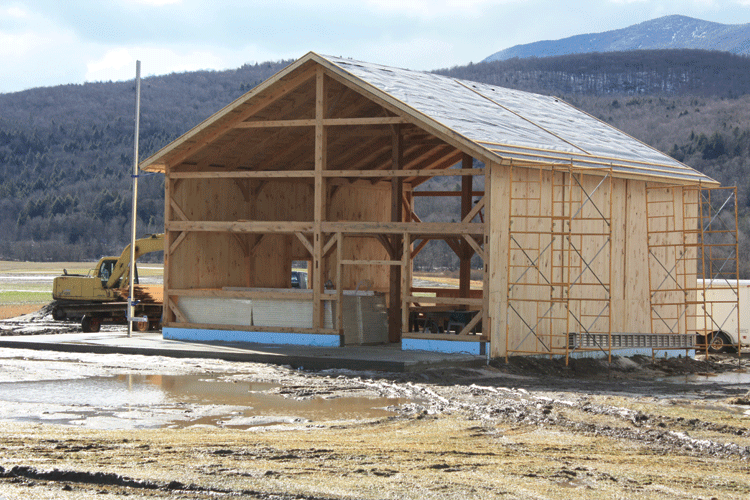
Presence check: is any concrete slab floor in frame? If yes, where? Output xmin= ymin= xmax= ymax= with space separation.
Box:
xmin=0 ymin=331 xmax=487 ymax=372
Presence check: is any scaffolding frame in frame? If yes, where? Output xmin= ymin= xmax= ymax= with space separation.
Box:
xmin=646 ymin=184 xmax=740 ymax=355
xmin=692 ymin=187 xmax=740 ymax=355
xmin=506 ymin=163 xmax=613 ymax=363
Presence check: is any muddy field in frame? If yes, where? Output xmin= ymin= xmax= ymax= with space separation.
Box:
xmin=0 ymin=309 xmax=749 ymax=499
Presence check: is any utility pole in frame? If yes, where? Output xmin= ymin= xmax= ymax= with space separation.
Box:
xmin=127 ymin=60 xmax=141 ymax=337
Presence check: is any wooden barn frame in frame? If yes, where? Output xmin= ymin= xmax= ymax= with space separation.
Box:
xmin=141 ymin=52 xmax=725 ymax=359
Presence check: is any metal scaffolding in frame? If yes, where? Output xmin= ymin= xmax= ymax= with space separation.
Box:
xmin=506 ymin=164 xmax=613 ymax=362
xmin=646 ymin=185 xmax=740 ymax=355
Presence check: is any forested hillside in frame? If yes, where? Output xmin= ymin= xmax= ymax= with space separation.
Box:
xmin=1 ymin=50 xmax=749 ymax=274
xmin=0 ymin=61 xmax=290 ymax=260
xmin=438 ymin=50 xmax=750 ymax=97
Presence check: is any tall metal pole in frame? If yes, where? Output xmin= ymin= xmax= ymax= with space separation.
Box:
xmin=127 ymin=60 xmax=141 ymax=337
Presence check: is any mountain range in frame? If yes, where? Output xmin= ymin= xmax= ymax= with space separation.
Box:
xmin=484 ymin=15 xmax=750 ymax=61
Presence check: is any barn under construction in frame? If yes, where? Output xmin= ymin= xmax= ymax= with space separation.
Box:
xmin=140 ymin=52 xmax=739 ymax=360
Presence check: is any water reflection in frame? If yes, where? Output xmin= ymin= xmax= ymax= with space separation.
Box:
xmin=0 ymin=373 xmax=410 ymax=430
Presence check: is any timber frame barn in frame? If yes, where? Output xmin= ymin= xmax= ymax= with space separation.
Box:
xmin=141 ymin=52 xmax=733 ymax=360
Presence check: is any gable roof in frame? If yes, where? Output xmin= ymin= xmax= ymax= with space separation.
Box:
xmin=141 ymin=52 xmax=716 ymax=185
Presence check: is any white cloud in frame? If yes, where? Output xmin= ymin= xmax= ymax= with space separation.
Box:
xmin=86 ymin=48 xmax=135 ymax=78
xmin=3 ymin=5 xmax=29 ymax=18
xmin=84 ymin=44 xmax=285 ymax=84
xmin=122 ymin=0 xmax=182 ymax=5
xmin=363 ymin=37 xmax=457 ymax=70
xmin=363 ymin=0 xmax=521 ymax=17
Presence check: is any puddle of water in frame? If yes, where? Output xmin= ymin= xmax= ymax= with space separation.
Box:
xmin=664 ymin=370 xmax=750 ymax=386
xmin=0 ymin=374 xmax=411 ymax=430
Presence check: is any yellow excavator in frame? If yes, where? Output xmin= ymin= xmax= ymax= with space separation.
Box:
xmin=51 ymin=234 xmax=164 ymax=332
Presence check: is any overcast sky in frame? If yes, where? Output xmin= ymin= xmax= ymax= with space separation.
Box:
xmin=2 ymin=0 xmax=750 ymax=94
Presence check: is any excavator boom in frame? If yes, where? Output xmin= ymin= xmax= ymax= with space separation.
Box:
xmin=106 ymin=233 xmax=164 ymax=289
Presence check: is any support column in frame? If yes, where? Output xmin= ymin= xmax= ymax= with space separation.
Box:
xmin=459 ymin=154 xmax=474 ymax=306
xmin=313 ymin=68 xmax=327 ymax=329
xmin=163 ymin=171 xmax=173 ymax=324
xmin=388 ymin=125 xmax=403 ymax=342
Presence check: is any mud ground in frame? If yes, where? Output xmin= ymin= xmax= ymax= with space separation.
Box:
xmin=0 ymin=309 xmax=749 ymax=499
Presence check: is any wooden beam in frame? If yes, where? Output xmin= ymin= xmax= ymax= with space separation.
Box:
xmin=323 ymin=167 xmax=484 ymax=178
xmin=335 ymin=232 xmax=343 ymax=336
xmin=167 ymin=166 xmax=484 ymax=180
xmin=444 ymin=237 xmax=463 ymax=257
xmin=378 ymin=234 xmax=395 ymax=259
xmin=234 ymin=179 xmax=251 ymax=202
xmin=235 ymin=116 xmax=409 ymax=128
xmin=413 ymin=190 xmax=485 ymax=197
xmin=341 ymin=259 xmax=402 ymax=266
xmin=165 ymin=65 xmax=317 ymax=169
xmin=172 ymin=288 xmax=335 ymax=301
xmin=322 ymin=234 xmax=337 ymax=258
xmin=459 ymin=154 xmax=473 ymax=304
xmin=401 ymin=231 xmax=411 ymax=337
xmin=323 ymin=221 xmax=484 ymax=236
xmin=169 ymin=231 xmax=187 ymax=255
xmin=389 ymin=125 xmax=403 ymax=343
xmin=405 ymin=295 xmax=483 ymax=306
xmin=170 ymin=170 xmax=316 ymax=179
xmin=463 ymin=196 xmax=485 ymax=223
xmin=249 ymin=234 xmax=267 ymax=256
xmin=295 ymin=232 xmax=314 ymax=256
xmin=170 ymin=198 xmax=189 ymax=221
xmin=163 ymin=174 xmax=174 ymax=324
xmin=410 ymin=238 xmax=430 ymax=259
xmin=167 ymin=220 xmax=314 ymax=233
xmin=168 ymin=298 xmax=188 ymax=324
xmin=458 ymin=308 xmax=484 ymax=337
xmin=464 ymin=234 xmax=485 ymax=261
xmin=166 ymin=219 xmax=484 ymax=236
xmin=313 ymin=67 xmax=326 ymax=329
xmin=231 ymin=233 xmax=249 ymax=256
xmin=320 ymin=64 xmax=499 ymax=167
xmin=410 ymin=149 xmax=466 ymax=187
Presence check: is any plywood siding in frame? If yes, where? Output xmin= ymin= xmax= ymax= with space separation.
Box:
xmin=490 ymin=166 xmax=685 ymax=356
xmin=324 ymin=182 xmax=393 ymax=293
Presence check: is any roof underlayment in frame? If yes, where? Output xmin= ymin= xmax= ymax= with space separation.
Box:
xmin=322 ymin=55 xmax=715 ymax=184
xmin=142 ymin=52 xmax=716 ymax=185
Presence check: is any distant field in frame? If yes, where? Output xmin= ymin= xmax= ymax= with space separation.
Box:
xmin=0 ymin=261 xmax=163 ymax=307
xmin=0 ymin=261 xmax=163 ymax=320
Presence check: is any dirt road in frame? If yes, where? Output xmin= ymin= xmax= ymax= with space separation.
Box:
xmin=0 ymin=314 xmax=748 ymax=498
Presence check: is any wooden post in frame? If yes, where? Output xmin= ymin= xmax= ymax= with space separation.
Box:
xmin=459 ymin=154 xmax=474 ymax=308
xmin=336 ymin=232 xmax=344 ymax=337
xmin=313 ymin=68 xmax=327 ymax=329
xmin=388 ymin=125 xmax=403 ymax=342
xmin=163 ymin=172 xmax=173 ymax=325
xmin=401 ymin=231 xmax=410 ymax=336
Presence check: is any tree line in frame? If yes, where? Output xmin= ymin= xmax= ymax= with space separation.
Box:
xmin=1 ymin=50 xmax=750 ymax=274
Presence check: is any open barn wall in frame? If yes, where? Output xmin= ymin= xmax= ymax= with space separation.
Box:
xmin=167 ymin=176 xmax=395 ymax=294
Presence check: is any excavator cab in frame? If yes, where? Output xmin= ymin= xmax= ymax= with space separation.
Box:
xmin=98 ymin=259 xmax=115 ymax=285
xmin=97 ymin=259 xmax=139 ymax=287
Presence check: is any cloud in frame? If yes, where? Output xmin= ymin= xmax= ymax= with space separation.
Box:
xmin=361 ymin=0 xmax=523 ymax=17
xmin=84 ymin=44 xmax=284 ymax=83
xmin=363 ymin=37 xmax=457 ymax=69
xmin=121 ymin=0 xmax=182 ymax=5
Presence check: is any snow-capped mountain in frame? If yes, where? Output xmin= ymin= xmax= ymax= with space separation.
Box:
xmin=484 ymin=15 xmax=750 ymax=62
